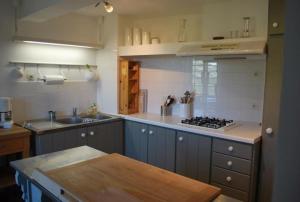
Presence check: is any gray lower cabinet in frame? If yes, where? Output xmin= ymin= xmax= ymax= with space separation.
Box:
xmin=87 ymin=121 xmax=124 ymax=154
xmin=125 ymin=120 xmax=261 ymax=201
xmin=35 ymin=120 xmax=124 ymax=155
xmin=125 ymin=121 xmax=148 ymax=162
xmin=147 ymin=125 xmax=176 ymax=171
xmin=125 ymin=121 xmax=176 ymax=171
xmin=175 ymin=131 xmax=211 ymax=183
xmin=211 ymin=138 xmax=260 ymax=202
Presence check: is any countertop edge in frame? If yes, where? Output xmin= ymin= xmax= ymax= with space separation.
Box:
xmin=121 ymin=115 xmax=261 ymax=144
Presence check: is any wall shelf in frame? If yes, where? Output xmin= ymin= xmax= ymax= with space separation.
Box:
xmin=9 ymin=61 xmax=97 ymax=69
xmin=118 ymin=43 xmax=184 ymax=57
xmin=118 ymin=37 xmax=267 ymax=60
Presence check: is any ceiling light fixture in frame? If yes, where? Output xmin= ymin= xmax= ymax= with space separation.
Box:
xmin=95 ymin=1 xmax=114 ymax=13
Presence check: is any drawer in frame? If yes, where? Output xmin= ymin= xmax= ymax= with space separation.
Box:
xmin=212 ymin=183 xmax=248 ymax=202
xmin=0 ymin=138 xmax=24 ymax=155
xmin=211 ymin=167 xmax=250 ymax=192
xmin=213 ymin=139 xmax=253 ymax=160
xmin=212 ymin=152 xmax=252 ymax=175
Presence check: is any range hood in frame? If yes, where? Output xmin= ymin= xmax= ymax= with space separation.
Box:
xmin=176 ymin=37 xmax=266 ymax=57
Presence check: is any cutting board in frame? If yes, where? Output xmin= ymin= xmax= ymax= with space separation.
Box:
xmin=35 ymin=153 xmax=220 ymax=202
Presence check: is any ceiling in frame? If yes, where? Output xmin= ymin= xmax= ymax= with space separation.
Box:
xmin=75 ymin=0 xmax=211 ymax=17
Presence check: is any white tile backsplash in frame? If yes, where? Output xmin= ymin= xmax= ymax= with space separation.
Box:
xmin=138 ymin=56 xmax=266 ymax=122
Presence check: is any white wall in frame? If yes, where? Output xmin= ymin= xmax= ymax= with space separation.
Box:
xmin=96 ymin=15 xmax=119 ymax=114
xmin=0 ymin=0 xmax=98 ymax=122
xmin=138 ymin=56 xmax=266 ymax=122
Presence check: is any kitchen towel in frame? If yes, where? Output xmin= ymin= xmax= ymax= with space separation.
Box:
xmin=43 ymin=75 xmax=65 ymax=85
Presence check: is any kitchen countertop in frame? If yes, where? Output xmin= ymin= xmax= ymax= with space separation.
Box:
xmin=19 ymin=114 xmax=123 ymax=135
xmin=17 ymin=112 xmax=261 ymax=144
xmin=119 ymin=113 xmax=262 ymax=144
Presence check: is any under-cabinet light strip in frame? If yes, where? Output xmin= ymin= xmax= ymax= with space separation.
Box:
xmin=22 ymin=40 xmax=95 ymax=49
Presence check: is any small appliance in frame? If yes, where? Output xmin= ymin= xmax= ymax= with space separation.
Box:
xmin=0 ymin=97 xmax=13 ymax=129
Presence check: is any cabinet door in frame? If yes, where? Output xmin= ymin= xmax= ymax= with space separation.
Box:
xmin=176 ymin=131 xmax=212 ymax=183
xmin=125 ymin=121 xmax=148 ymax=163
xmin=35 ymin=133 xmax=53 ymax=155
xmin=87 ymin=121 xmax=124 ymax=154
xmin=52 ymin=128 xmax=87 ymax=152
xmin=147 ymin=126 xmax=176 ymax=171
xmin=259 ymin=36 xmax=284 ymax=202
xmin=64 ymin=128 xmax=87 ymax=149
xmin=269 ymin=0 xmax=285 ymax=35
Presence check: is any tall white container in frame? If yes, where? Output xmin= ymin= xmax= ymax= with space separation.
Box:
xmin=124 ymin=27 xmax=133 ymax=46
xmin=142 ymin=31 xmax=151 ymax=45
xmin=179 ymin=103 xmax=192 ymax=118
xmin=133 ymin=28 xmax=142 ymax=46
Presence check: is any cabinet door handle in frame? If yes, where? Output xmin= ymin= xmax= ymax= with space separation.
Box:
xmin=90 ymin=131 xmax=94 ymax=136
xmin=228 ymin=146 xmax=234 ymax=152
xmin=141 ymin=128 xmax=146 ymax=133
xmin=226 ymin=176 xmax=232 ymax=182
xmin=227 ymin=161 xmax=233 ymax=167
xmin=178 ymin=136 xmax=184 ymax=142
xmin=149 ymin=130 xmax=153 ymax=135
xmin=272 ymin=22 xmax=279 ymax=28
xmin=266 ymin=127 xmax=273 ymax=135
xmin=81 ymin=133 xmax=86 ymax=138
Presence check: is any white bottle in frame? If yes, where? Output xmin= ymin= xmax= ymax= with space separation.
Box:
xmin=142 ymin=31 xmax=151 ymax=45
xmin=124 ymin=27 xmax=133 ymax=46
xmin=133 ymin=28 xmax=142 ymax=46
xmin=178 ymin=19 xmax=187 ymax=42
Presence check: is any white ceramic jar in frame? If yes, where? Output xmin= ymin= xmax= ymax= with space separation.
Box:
xmin=133 ymin=28 xmax=142 ymax=45
xmin=124 ymin=27 xmax=133 ymax=46
xmin=142 ymin=31 xmax=151 ymax=45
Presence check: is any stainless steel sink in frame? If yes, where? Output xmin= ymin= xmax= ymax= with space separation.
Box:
xmin=82 ymin=114 xmax=112 ymax=120
xmin=55 ymin=114 xmax=112 ymax=125
xmin=55 ymin=117 xmax=83 ymax=124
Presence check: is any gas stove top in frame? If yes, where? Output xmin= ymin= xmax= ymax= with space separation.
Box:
xmin=179 ymin=117 xmax=236 ymax=131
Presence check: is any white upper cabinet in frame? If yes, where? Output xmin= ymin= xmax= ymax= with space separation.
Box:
xmin=15 ymin=0 xmax=103 ymax=49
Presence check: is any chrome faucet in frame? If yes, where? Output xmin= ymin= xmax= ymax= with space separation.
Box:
xmin=72 ymin=107 xmax=78 ymax=117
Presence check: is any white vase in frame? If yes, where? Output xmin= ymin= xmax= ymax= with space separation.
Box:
xmin=178 ymin=19 xmax=187 ymax=42
xmin=133 ymin=27 xmax=142 ymax=46
xmin=179 ymin=103 xmax=192 ymax=118
xmin=142 ymin=31 xmax=151 ymax=45
xmin=124 ymin=27 xmax=133 ymax=46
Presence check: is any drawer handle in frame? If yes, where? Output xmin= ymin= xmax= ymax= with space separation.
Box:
xmin=228 ymin=146 xmax=234 ymax=152
xmin=81 ymin=133 xmax=86 ymax=138
xmin=227 ymin=161 xmax=233 ymax=167
xmin=141 ymin=129 xmax=146 ymax=133
xmin=226 ymin=176 xmax=232 ymax=182
xmin=90 ymin=131 xmax=94 ymax=136
xmin=178 ymin=136 xmax=184 ymax=142
xmin=149 ymin=130 xmax=153 ymax=135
